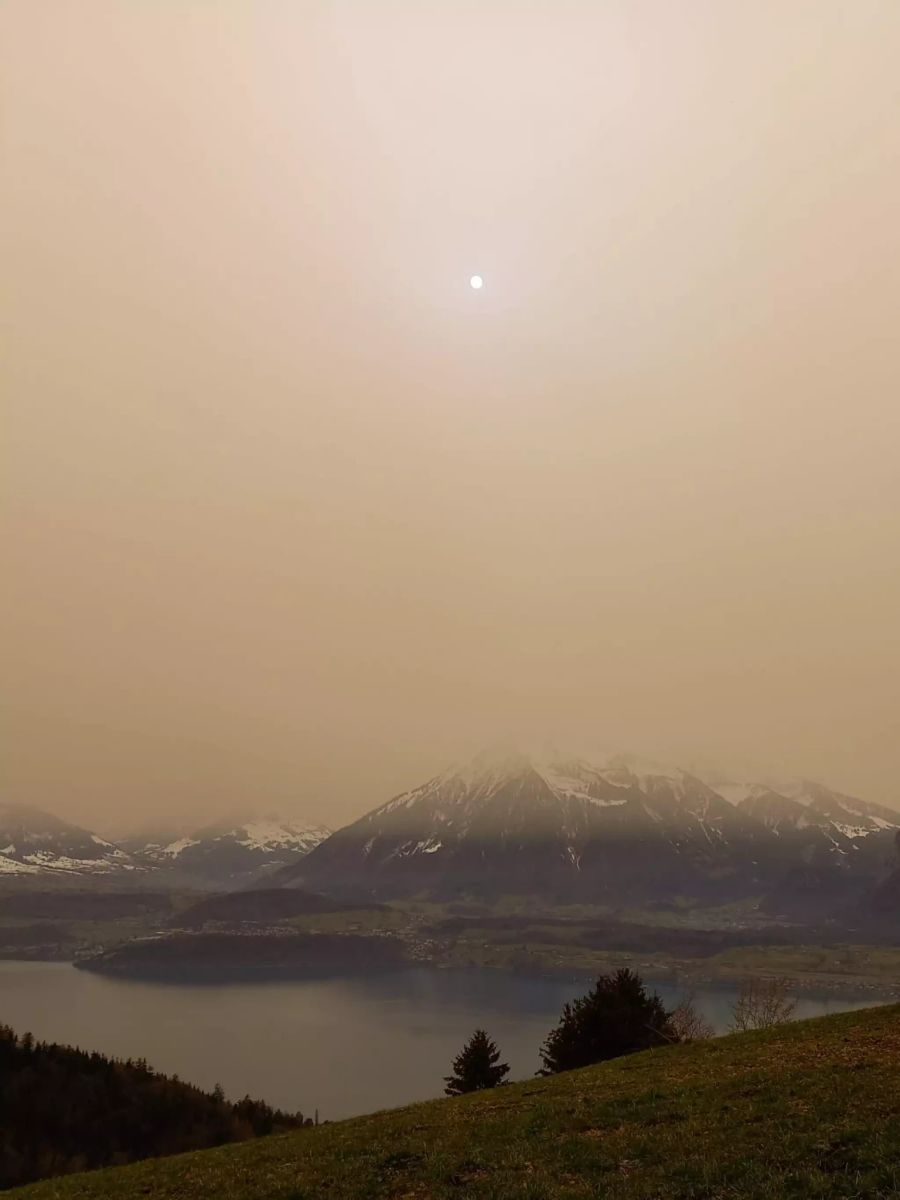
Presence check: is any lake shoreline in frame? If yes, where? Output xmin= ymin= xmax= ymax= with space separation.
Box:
xmin=498 ymin=959 xmax=900 ymax=999
xmin=9 ymin=949 xmax=899 ymax=1001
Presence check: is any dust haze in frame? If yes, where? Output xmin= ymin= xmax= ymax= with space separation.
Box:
xmin=3 ymin=1 xmax=899 ymax=832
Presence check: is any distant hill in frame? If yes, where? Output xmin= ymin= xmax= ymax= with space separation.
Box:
xmin=75 ymin=930 xmax=410 ymax=981
xmin=10 ymin=1003 xmax=900 ymax=1200
xmin=0 ymin=890 xmax=175 ymax=920
xmin=275 ymin=748 xmax=900 ymax=912
xmin=173 ymin=888 xmax=383 ymax=928
xmin=0 ymin=1022 xmax=305 ymax=1192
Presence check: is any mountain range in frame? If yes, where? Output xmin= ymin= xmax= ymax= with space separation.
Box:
xmin=274 ymin=749 xmax=900 ymax=915
xmin=128 ymin=819 xmax=332 ymax=885
xmin=0 ymin=804 xmax=330 ymax=887
xmin=4 ymin=749 xmax=899 ymax=919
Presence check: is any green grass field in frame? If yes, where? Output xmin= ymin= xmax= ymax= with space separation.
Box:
xmin=12 ymin=1003 xmax=900 ymax=1200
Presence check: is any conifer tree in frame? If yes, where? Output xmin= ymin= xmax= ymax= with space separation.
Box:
xmin=444 ymin=1029 xmax=510 ymax=1095
xmin=540 ymin=968 xmax=672 ymax=1074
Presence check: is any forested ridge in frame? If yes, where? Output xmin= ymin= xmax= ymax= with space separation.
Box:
xmin=0 ymin=1024 xmax=306 ymax=1191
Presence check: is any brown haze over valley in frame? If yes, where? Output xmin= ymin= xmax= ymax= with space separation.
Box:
xmin=3 ymin=1 xmax=900 ymax=833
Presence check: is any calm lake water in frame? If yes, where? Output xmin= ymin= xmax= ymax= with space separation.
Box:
xmin=0 ymin=961 xmax=884 ymax=1121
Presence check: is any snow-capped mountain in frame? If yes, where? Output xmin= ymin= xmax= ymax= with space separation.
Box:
xmin=0 ymin=804 xmax=135 ymax=876
xmin=276 ymin=749 xmax=900 ymax=907
xmin=0 ymin=803 xmax=331 ymax=887
xmin=133 ymin=818 xmax=332 ymax=886
xmin=707 ymin=776 xmax=900 ymax=840
xmin=275 ymin=749 xmax=768 ymax=900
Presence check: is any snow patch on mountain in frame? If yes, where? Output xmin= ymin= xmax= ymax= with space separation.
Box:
xmin=233 ymin=820 xmax=331 ymax=852
xmin=153 ymin=820 xmax=330 ymax=860
xmin=533 ymin=763 xmax=628 ymax=807
xmin=0 ymin=854 xmax=39 ymax=875
xmin=157 ymin=837 xmax=201 ymax=858
xmin=22 ymin=851 xmax=136 ymax=873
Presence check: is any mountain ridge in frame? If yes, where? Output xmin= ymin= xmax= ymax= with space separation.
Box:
xmin=0 ymin=805 xmax=329 ymax=886
xmin=275 ymin=748 xmax=900 ymax=909
xmin=131 ymin=817 xmax=332 ymax=886
xmin=5 ymin=750 xmax=897 ymax=907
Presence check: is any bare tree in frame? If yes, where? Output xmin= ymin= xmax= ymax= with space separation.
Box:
xmin=730 ymin=976 xmax=797 ymax=1032
xmin=668 ymin=992 xmax=715 ymax=1042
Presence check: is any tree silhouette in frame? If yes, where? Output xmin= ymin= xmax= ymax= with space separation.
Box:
xmin=444 ymin=1029 xmax=510 ymax=1095
xmin=668 ymin=991 xmax=715 ymax=1042
xmin=0 ymin=1023 xmax=305 ymax=1191
xmin=540 ymin=968 xmax=672 ymax=1074
xmin=730 ymin=977 xmax=796 ymax=1032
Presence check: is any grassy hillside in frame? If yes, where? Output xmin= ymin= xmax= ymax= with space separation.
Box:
xmin=13 ymin=1004 xmax=900 ymax=1200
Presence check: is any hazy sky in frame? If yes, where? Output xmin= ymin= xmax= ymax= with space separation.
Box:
xmin=3 ymin=1 xmax=900 ymax=832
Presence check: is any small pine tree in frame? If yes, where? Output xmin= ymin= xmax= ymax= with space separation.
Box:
xmin=444 ymin=1030 xmax=510 ymax=1096
xmin=540 ymin=968 xmax=672 ymax=1074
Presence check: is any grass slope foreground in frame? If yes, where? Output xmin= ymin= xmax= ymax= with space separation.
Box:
xmin=13 ymin=1005 xmax=900 ymax=1200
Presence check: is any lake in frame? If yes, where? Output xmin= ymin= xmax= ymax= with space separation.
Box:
xmin=0 ymin=961 xmax=884 ymax=1121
